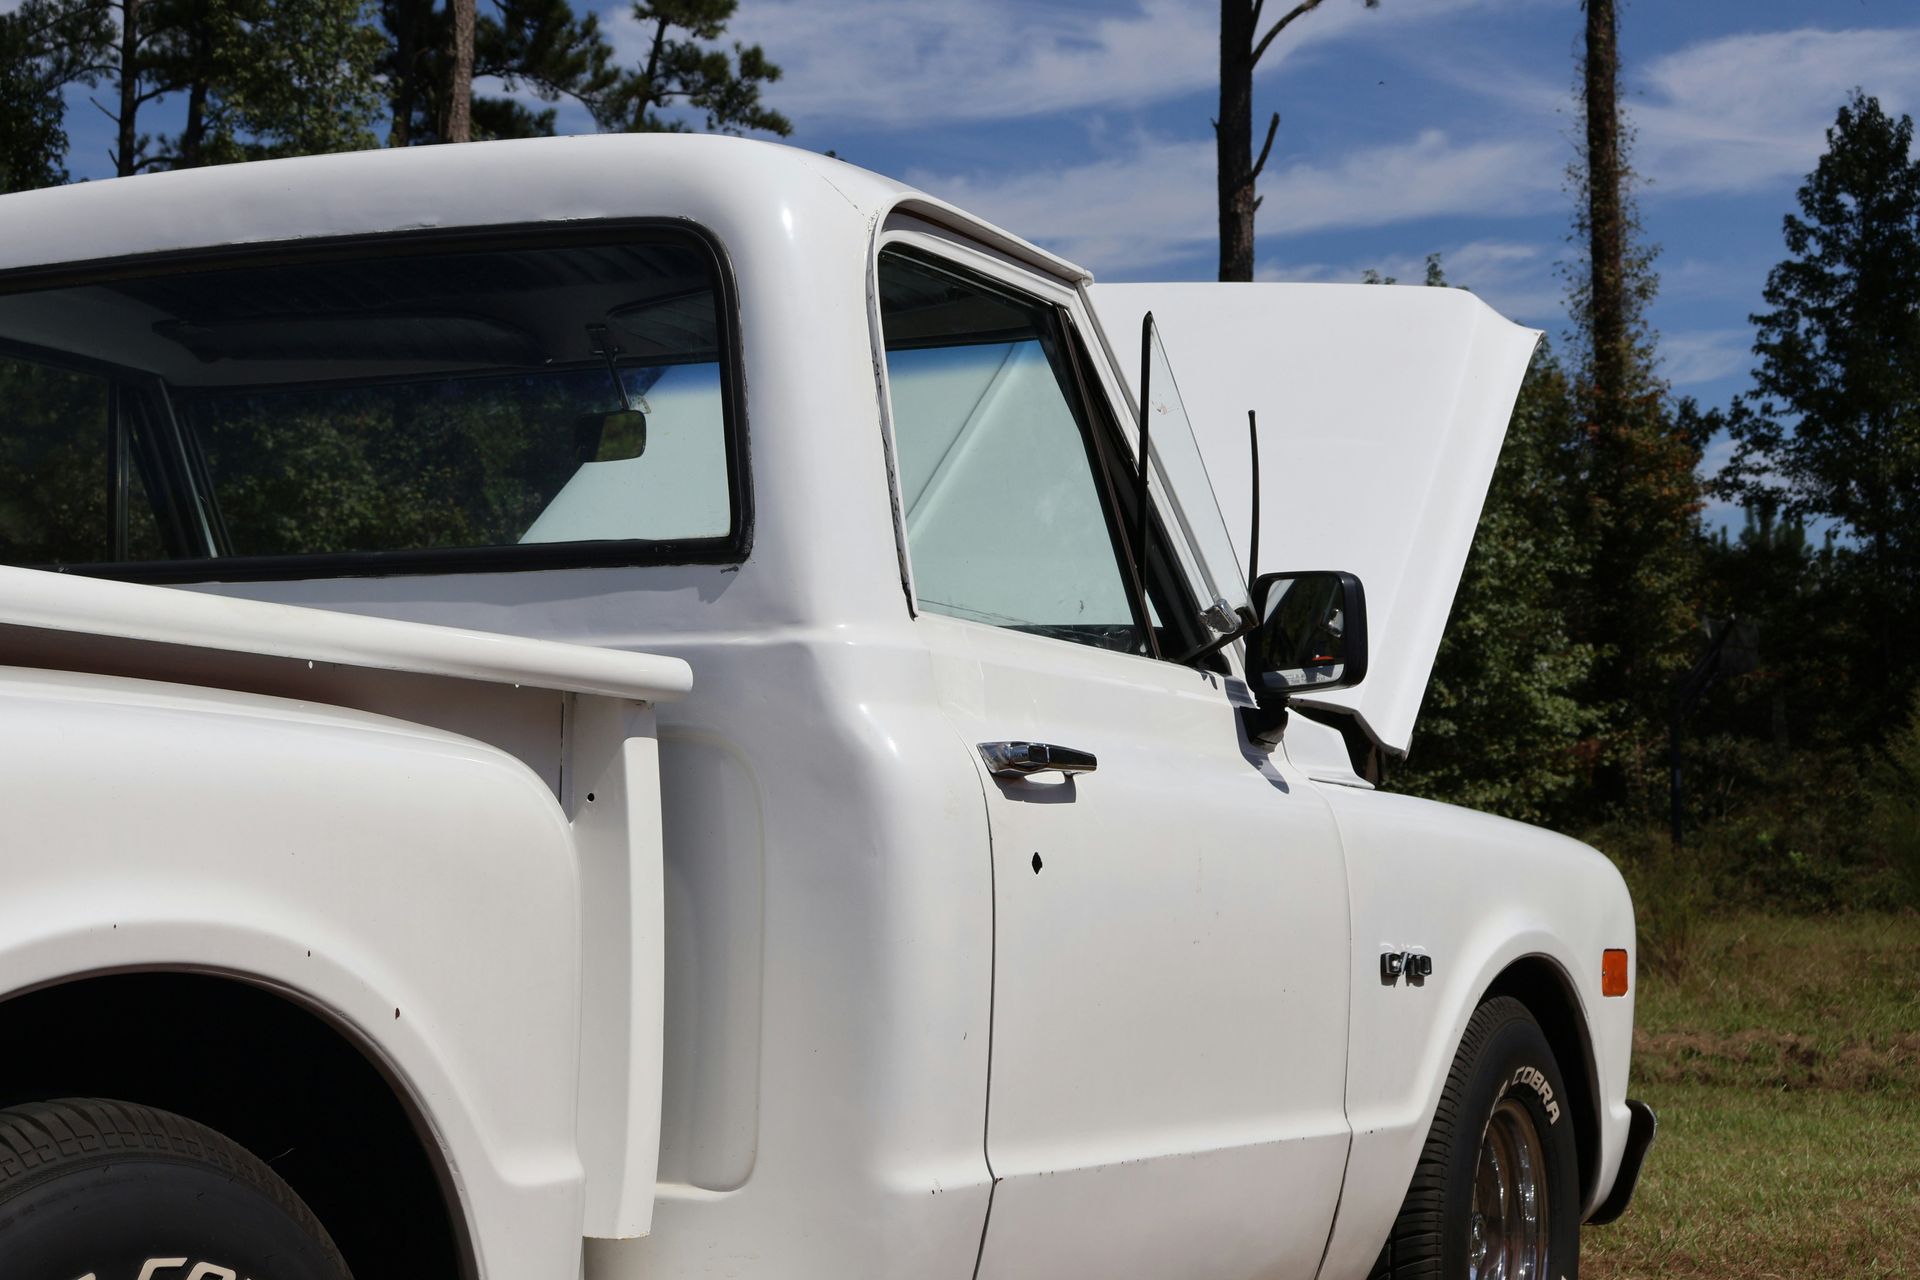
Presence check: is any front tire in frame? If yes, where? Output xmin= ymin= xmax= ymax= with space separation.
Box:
xmin=1373 ymin=997 xmax=1581 ymax=1279
xmin=0 ymin=1097 xmax=351 ymax=1280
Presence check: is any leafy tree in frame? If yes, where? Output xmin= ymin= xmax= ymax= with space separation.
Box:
xmin=159 ymin=0 xmax=385 ymax=166
xmin=1215 ymin=0 xmax=1377 ymax=282
xmin=0 ymin=0 xmax=102 ymax=191
xmin=1719 ymin=92 xmax=1920 ymax=730
xmin=3 ymin=0 xmax=381 ymax=178
xmin=612 ymin=0 xmax=789 ymax=136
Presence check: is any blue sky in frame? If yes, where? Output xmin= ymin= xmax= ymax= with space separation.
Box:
xmin=733 ymin=0 xmax=1919 ymax=533
xmin=37 ymin=0 xmax=1920 ymax=526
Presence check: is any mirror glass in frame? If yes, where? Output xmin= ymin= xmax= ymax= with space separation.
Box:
xmin=1249 ymin=571 xmax=1361 ymax=692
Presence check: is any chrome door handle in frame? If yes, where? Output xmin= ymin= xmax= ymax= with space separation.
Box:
xmin=979 ymin=742 xmax=1098 ymax=778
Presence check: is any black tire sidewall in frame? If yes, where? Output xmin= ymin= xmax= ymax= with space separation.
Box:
xmin=0 ymin=1100 xmax=349 ymax=1280
xmin=1442 ymin=1010 xmax=1582 ymax=1279
xmin=2 ymin=1155 xmax=347 ymax=1280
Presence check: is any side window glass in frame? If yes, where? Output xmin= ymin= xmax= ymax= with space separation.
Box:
xmin=879 ymin=249 xmax=1141 ymax=653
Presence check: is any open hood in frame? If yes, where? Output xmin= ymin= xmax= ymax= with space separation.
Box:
xmin=1089 ymin=283 xmax=1539 ymax=756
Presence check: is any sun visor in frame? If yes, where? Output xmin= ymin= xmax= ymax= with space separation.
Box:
xmin=1089 ymin=282 xmax=1539 ymax=755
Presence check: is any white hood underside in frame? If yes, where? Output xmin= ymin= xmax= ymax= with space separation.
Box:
xmin=1090 ymin=282 xmax=1540 ymax=757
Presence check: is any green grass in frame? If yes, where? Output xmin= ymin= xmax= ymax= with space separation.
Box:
xmin=1582 ymin=913 xmax=1920 ymax=1278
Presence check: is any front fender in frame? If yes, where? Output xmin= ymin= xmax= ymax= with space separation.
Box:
xmin=0 ymin=667 xmax=588 ymax=1279
xmin=1315 ymin=787 xmax=1637 ymax=1280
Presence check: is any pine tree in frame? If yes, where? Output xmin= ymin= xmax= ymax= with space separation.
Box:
xmin=1720 ymin=92 xmax=1920 ymax=733
xmin=612 ymin=0 xmax=789 ymax=136
xmin=477 ymin=0 xmax=624 ymax=137
xmin=1566 ymin=0 xmax=1703 ymax=808
xmin=383 ymin=0 xmax=669 ymax=144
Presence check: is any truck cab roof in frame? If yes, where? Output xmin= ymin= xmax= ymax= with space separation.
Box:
xmin=0 ymin=133 xmax=1087 ymax=288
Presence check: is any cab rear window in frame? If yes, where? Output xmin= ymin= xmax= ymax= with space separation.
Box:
xmin=0 ymin=229 xmax=744 ymax=579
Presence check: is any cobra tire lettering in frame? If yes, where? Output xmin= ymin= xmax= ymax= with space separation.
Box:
xmin=1509 ymin=1065 xmax=1561 ymax=1125
xmin=129 ymin=1261 xmax=246 ymax=1280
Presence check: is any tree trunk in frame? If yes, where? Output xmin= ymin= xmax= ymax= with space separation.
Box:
xmin=178 ymin=16 xmax=212 ymax=168
xmin=1583 ymin=0 xmax=1627 ymax=416
xmin=115 ymin=0 xmax=142 ymax=176
xmin=446 ymin=0 xmax=475 ymax=143
xmin=1217 ymin=1 xmax=1256 ymax=282
xmin=180 ymin=77 xmax=208 ymax=165
xmin=632 ymin=15 xmax=669 ymax=131
xmin=388 ymin=0 xmax=417 ymax=147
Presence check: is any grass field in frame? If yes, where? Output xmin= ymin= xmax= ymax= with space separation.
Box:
xmin=1581 ymin=914 xmax=1920 ymax=1278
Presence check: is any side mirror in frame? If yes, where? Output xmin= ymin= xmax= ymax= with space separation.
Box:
xmin=1246 ymin=570 xmax=1368 ymax=701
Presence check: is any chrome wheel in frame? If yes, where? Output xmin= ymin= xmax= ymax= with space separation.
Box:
xmin=1468 ymin=1096 xmax=1549 ymax=1280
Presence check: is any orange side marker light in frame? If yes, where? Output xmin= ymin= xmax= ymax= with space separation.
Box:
xmin=1601 ymin=948 xmax=1630 ymax=997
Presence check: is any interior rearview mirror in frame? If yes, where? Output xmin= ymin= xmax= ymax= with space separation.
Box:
xmin=1246 ymin=570 xmax=1368 ymax=700
xmin=574 ymin=408 xmax=649 ymax=464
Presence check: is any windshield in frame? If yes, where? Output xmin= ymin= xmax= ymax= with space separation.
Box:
xmin=1141 ymin=314 xmax=1249 ymax=618
xmin=0 ymin=233 xmax=738 ymax=574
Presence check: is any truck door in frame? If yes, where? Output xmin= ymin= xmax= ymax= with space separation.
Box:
xmin=875 ymin=237 xmax=1353 ymax=1279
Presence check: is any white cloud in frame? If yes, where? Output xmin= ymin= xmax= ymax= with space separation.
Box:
xmin=906 ymin=134 xmax=1215 ymax=271
xmin=1660 ymin=328 xmax=1752 ymax=388
xmin=1432 ymin=25 xmax=1920 ymax=201
xmin=908 ymin=124 xmax=1562 ymax=277
xmin=656 ymin=0 xmax=1541 ymax=132
xmin=1632 ymin=28 xmax=1920 ymax=197
xmin=1258 ymin=238 xmax=1562 ymax=322
xmin=1260 ymin=128 xmax=1560 ymax=235
xmin=1450 ymin=26 xmax=1920 ymax=202
xmin=698 ymin=15 xmax=1920 ymax=300
xmin=703 ymin=0 xmax=1215 ymax=129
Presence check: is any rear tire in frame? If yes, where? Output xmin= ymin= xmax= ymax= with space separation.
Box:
xmin=0 ymin=1096 xmax=351 ymax=1280
xmin=1371 ymin=996 xmax=1580 ymax=1279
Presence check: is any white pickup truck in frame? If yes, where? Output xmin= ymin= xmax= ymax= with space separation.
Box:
xmin=0 ymin=135 xmax=1651 ymax=1280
